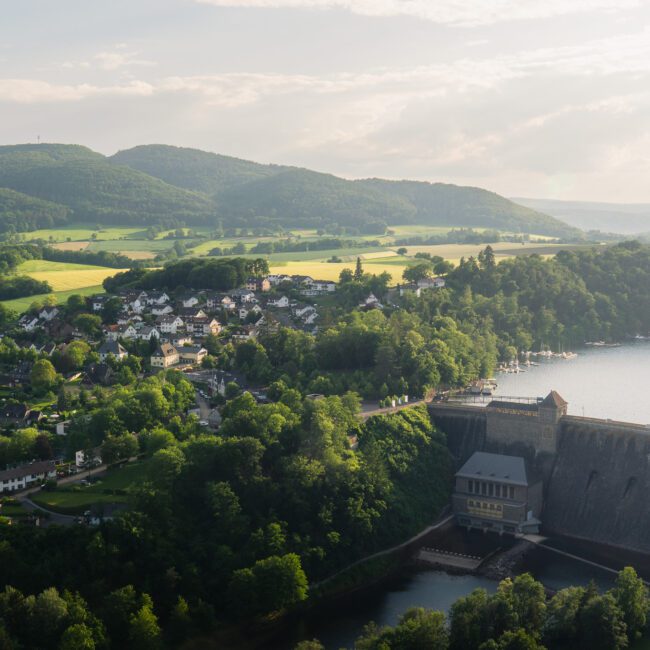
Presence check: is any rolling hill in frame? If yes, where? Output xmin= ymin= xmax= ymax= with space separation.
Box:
xmin=0 ymin=143 xmax=580 ymax=237
xmin=0 ymin=188 xmax=71 ymax=232
xmin=110 ymin=144 xmax=290 ymax=195
xmin=0 ymin=144 xmax=215 ymax=230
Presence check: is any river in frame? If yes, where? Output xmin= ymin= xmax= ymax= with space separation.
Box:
xmin=276 ymin=342 xmax=649 ymax=650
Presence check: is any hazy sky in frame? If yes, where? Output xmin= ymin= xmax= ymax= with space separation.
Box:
xmin=2 ymin=0 xmax=650 ymax=201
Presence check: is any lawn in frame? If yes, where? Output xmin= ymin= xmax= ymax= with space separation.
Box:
xmin=32 ymin=461 xmax=150 ymax=515
xmin=1 ymin=285 xmax=104 ymax=313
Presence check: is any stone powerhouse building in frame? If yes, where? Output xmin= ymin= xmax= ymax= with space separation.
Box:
xmin=453 ymin=451 xmax=543 ymax=535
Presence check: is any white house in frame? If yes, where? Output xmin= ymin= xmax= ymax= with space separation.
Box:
xmin=151 ymin=304 xmax=174 ymax=316
xmin=229 ymin=288 xmax=256 ymax=303
xmin=38 ymin=306 xmax=60 ymax=321
xmin=159 ymin=316 xmax=184 ymax=334
xmin=399 ymin=284 xmax=421 ymax=297
xmin=19 ymin=315 xmax=40 ymax=332
xmin=118 ymin=324 xmax=138 ymax=340
xmin=266 ymin=296 xmax=290 ymax=308
xmin=145 ymin=291 xmax=170 ymax=306
xmin=139 ymin=326 xmax=161 ymax=341
xmin=98 ymin=340 xmax=129 ymax=362
xmin=0 ymin=461 xmax=57 ymax=493
xmin=181 ymin=295 xmax=200 ymax=308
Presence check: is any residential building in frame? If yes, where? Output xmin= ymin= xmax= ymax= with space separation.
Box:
xmin=98 ymin=341 xmax=128 ymax=362
xmin=266 ymin=295 xmax=290 ymax=308
xmin=151 ymin=343 xmax=179 ymax=369
xmin=158 ymin=316 xmax=184 ymax=334
xmin=178 ymin=345 xmax=208 ymax=365
xmin=0 ymin=460 xmax=57 ymax=493
xmin=452 ymin=451 xmax=543 ymax=535
xmin=151 ymin=304 xmax=174 ymax=316
xmin=246 ymin=277 xmax=271 ymax=292
xmin=139 ymin=326 xmax=161 ymax=341
xmin=38 ymin=306 xmax=60 ymax=321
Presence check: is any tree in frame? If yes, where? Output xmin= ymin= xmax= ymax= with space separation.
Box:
xmin=31 ymin=359 xmax=58 ymax=394
xmin=579 ymin=593 xmax=628 ymax=650
xmin=59 ymin=624 xmax=95 ymax=650
xmin=73 ymin=314 xmax=102 ymax=338
xmin=613 ymin=566 xmax=648 ymax=641
xmin=229 ymin=553 xmax=308 ymax=616
xmin=101 ymin=433 xmax=138 ymax=465
xmin=354 ymin=257 xmax=363 ymax=281
xmin=396 ymin=247 xmax=408 ymax=255
xmin=403 ymin=261 xmax=433 ymax=284
xmin=128 ymin=604 xmax=161 ymax=650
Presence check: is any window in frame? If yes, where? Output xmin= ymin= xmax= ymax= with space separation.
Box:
xmin=481 ymin=482 xmax=487 ymax=495
xmin=468 ymin=480 xmax=474 ymax=493
xmin=488 ymin=483 xmax=494 ymax=496
xmin=496 ymin=504 xmax=502 ymax=511
xmin=495 ymin=484 xmax=501 ymax=498
xmin=509 ymin=486 xmax=515 ymax=499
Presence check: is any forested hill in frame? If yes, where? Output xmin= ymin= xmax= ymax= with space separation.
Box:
xmin=0 ymin=142 xmax=579 ymax=237
xmin=0 ymin=144 xmax=215 ymax=230
xmin=110 ymin=144 xmax=291 ymax=195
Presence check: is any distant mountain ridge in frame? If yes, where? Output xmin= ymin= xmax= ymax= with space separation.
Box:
xmin=0 ymin=142 xmax=579 ymax=237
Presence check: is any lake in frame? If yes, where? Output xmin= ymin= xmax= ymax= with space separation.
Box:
xmin=494 ymin=341 xmax=650 ymax=423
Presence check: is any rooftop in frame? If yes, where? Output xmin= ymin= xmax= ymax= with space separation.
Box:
xmin=456 ymin=451 xmax=529 ymax=486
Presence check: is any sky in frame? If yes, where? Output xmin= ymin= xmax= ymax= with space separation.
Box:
xmin=2 ymin=0 xmax=650 ymax=201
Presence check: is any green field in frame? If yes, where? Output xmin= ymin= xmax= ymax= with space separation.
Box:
xmin=18 ymin=259 xmax=111 ymax=273
xmin=31 ymin=461 xmax=149 ymax=515
xmin=16 ymin=259 xmax=125 ymax=292
xmin=1 ymin=285 xmax=104 ymax=313
xmin=23 ymin=226 xmax=147 ymax=242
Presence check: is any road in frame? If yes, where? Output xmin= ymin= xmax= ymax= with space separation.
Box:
xmin=313 ymin=512 xmax=454 ymax=589
xmin=360 ymin=397 xmax=431 ymax=420
xmin=14 ymin=463 xmax=110 ymax=527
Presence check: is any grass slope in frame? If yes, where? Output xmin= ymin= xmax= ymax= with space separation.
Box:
xmin=1 ymin=285 xmax=104 ymax=313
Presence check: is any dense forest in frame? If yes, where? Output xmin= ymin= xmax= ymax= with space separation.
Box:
xmin=0 ymin=374 xmax=452 ymax=648
xmin=0 ymin=143 xmax=578 ymax=237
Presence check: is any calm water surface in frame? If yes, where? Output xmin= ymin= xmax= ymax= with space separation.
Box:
xmin=494 ymin=341 xmax=650 ymax=423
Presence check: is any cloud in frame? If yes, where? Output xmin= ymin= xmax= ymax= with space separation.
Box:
xmin=0 ymin=79 xmax=154 ymax=103
xmin=60 ymin=46 xmax=155 ymax=72
xmin=194 ymin=0 xmax=641 ymax=27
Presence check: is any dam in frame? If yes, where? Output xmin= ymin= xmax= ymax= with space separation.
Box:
xmin=430 ymin=392 xmax=650 ymax=555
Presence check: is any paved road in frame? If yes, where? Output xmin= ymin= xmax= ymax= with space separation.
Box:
xmin=14 ymin=463 xmax=111 ymax=527
xmin=360 ymin=398 xmax=431 ymax=420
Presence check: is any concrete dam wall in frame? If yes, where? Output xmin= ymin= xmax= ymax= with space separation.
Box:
xmin=430 ymin=397 xmax=650 ymax=554
xmin=545 ymin=417 xmax=650 ymax=553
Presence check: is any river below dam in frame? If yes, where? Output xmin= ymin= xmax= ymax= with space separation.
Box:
xmin=272 ymin=341 xmax=650 ymax=650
